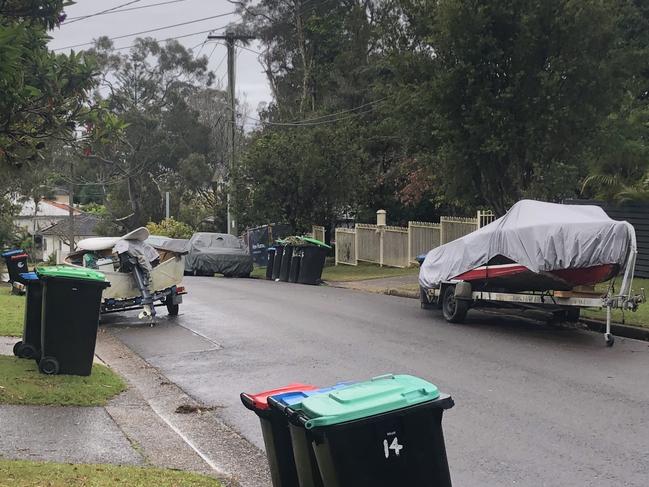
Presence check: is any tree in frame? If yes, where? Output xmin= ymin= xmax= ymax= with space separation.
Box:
xmin=0 ymin=1 xmax=96 ymax=168
xmin=82 ymin=38 xmax=218 ymax=229
xmin=382 ymin=0 xmax=629 ymax=215
xmin=233 ymin=120 xmax=366 ymax=231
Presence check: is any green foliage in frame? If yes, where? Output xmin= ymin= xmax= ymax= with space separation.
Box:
xmin=0 ymin=197 xmax=19 ymax=249
xmin=146 ymin=218 xmax=193 ymax=239
xmin=234 ymin=120 xmax=366 ymax=232
xmin=0 ymin=1 xmax=97 ymax=167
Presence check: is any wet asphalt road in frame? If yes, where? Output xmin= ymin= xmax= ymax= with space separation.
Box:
xmin=108 ymin=277 xmax=649 ymax=487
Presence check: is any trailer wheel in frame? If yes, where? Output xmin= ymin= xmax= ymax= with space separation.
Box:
xmin=442 ymin=285 xmax=469 ymax=323
xmin=565 ymin=308 xmax=581 ymax=322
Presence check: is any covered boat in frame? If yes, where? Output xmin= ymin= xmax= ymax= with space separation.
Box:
xmin=66 ymin=228 xmax=188 ymax=320
xmin=419 ymin=200 xmax=635 ymax=293
xmin=418 ymin=200 xmax=643 ymax=346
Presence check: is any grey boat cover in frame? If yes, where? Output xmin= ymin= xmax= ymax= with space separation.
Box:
xmin=419 ymin=200 xmax=635 ymax=289
xmin=185 ymin=233 xmax=253 ymax=277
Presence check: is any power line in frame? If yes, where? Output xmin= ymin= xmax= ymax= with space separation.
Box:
xmin=65 ymin=0 xmax=191 ymax=22
xmin=243 ymin=99 xmax=387 ymax=127
xmin=110 ymin=28 xmax=220 ymax=51
xmin=63 ymin=0 xmax=144 ymax=24
xmin=54 ymin=12 xmax=236 ymax=51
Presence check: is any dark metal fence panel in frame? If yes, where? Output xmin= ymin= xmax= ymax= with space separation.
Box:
xmin=565 ymin=200 xmax=649 ymax=278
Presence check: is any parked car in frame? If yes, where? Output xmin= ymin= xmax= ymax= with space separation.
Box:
xmin=185 ymin=232 xmax=253 ymax=277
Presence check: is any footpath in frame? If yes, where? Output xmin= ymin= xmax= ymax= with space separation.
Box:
xmin=0 ymin=332 xmax=270 ymax=487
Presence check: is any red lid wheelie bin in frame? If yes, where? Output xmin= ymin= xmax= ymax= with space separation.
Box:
xmin=241 ymin=383 xmax=318 ymax=487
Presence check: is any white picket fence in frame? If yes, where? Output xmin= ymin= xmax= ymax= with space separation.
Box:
xmin=311 ymin=225 xmax=326 ymax=243
xmin=334 ymin=210 xmax=495 ymax=268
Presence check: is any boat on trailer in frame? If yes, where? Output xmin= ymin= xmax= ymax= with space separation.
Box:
xmin=419 ymin=200 xmax=645 ymax=346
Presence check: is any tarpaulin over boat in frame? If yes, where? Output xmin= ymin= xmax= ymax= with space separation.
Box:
xmin=184 ymin=233 xmax=253 ymax=277
xmin=419 ymin=200 xmax=636 ymax=289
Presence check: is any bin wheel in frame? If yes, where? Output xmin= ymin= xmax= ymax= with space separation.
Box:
xmin=442 ymin=286 xmax=469 ymax=323
xmin=12 ymin=341 xmax=23 ymax=357
xmin=39 ymin=357 xmax=60 ymax=375
xmin=605 ymin=333 xmax=615 ymax=347
xmin=166 ymin=302 xmax=179 ymax=316
xmin=19 ymin=343 xmax=38 ymax=359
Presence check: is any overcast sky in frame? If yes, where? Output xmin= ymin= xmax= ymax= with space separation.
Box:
xmin=48 ymin=0 xmax=273 ymax=116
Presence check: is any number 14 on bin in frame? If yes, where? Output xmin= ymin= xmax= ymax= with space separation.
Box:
xmin=383 ymin=435 xmax=403 ymax=458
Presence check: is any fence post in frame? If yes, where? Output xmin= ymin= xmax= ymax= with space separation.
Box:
xmin=407 ymin=221 xmax=412 ymax=266
xmin=335 ymin=229 xmax=339 ymax=266
xmin=377 ymin=209 xmax=386 ymax=267
xmin=354 ymin=226 xmax=358 ymax=265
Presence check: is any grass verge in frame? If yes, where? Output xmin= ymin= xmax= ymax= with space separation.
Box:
xmin=0 ymin=459 xmax=221 ymax=487
xmin=0 ymin=284 xmax=24 ymax=337
xmin=252 ymin=261 xmax=419 ymax=282
xmin=580 ymin=277 xmax=649 ymax=329
xmin=0 ymin=355 xmax=126 ymax=406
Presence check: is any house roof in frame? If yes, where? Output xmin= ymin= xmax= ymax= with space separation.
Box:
xmin=17 ymin=198 xmax=81 ymax=217
xmin=40 ymin=214 xmax=100 ymax=237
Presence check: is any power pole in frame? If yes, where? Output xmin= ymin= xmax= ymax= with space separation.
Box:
xmin=207 ymin=31 xmax=254 ymax=235
xmin=68 ymin=161 xmax=75 ymax=255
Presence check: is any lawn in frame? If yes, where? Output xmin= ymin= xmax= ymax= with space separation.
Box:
xmin=0 ymin=459 xmax=221 ymax=487
xmin=252 ymin=261 xmax=419 ymax=282
xmin=0 ymin=284 xmax=24 ymax=337
xmin=0 ymin=355 xmax=126 ymax=406
xmin=581 ymin=277 xmax=649 ymax=328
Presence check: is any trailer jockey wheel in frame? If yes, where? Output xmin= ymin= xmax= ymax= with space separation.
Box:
xmin=442 ymin=286 xmax=469 ymax=323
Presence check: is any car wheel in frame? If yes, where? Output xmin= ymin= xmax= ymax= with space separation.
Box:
xmin=442 ymin=285 xmax=469 ymax=323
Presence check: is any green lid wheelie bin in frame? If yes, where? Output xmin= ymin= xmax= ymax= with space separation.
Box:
xmin=12 ymin=272 xmax=42 ymax=360
xmin=285 ymin=374 xmax=454 ymax=487
xmin=241 ymin=383 xmax=319 ymax=487
xmin=297 ymin=238 xmax=330 ymax=285
xmin=37 ymin=266 xmax=110 ymax=376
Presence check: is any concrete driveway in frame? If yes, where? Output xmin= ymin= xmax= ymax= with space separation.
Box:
xmin=105 ymin=276 xmax=649 ymax=487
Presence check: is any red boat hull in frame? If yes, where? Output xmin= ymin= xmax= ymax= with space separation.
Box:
xmin=453 ymin=263 xmax=619 ymax=292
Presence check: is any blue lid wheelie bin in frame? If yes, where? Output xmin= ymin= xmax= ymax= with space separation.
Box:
xmin=268 ymin=382 xmax=355 ymax=487
xmin=37 ymin=266 xmax=110 ymax=376
xmin=12 ymin=272 xmax=42 ymax=360
xmin=278 ymin=374 xmax=454 ymax=487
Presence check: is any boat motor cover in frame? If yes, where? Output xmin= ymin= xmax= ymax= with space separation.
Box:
xmin=419 ymin=200 xmax=635 ymax=289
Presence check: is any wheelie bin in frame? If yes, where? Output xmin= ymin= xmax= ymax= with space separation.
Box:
xmin=279 ymin=245 xmax=293 ymax=282
xmin=241 ymin=383 xmax=319 ymax=487
xmin=282 ymin=374 xmax=454 ymax=487
xmin=2 ymin=249 xmax=29 ymax=284
xmin=37 ymin=266 xmax=110 ymax=376
xmin=297 ymin=238 xmax=330 ymax=285
xmin=288 ymin=249 xmax=302 ymax=283
xmin=267 ymin=382 xmax=355 ymax=487
xmin=266 ymin=247 xmax=276 ymax=280
xmin=272 ymin=243 xmax=285 ymax=281
xmin=12 ymin=272 xmax=42 ymax=360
